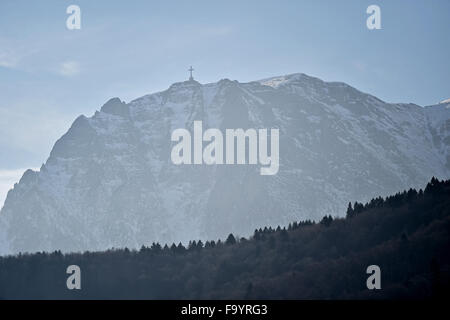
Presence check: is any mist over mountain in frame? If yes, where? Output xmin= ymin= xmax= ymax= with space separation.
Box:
xmin=1 ymin=177 xmax=449 ymax=299
xmin=0 ymin=73 xmax=449 ymax=254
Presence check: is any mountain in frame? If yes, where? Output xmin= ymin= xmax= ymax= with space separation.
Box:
xmin=0 ymin=73 xmax=449 ymax=254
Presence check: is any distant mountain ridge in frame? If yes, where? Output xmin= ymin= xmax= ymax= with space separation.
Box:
xmin=0 ymin=73 xmax=449 ymax=254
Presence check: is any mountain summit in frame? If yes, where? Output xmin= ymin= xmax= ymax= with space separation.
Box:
xmin=1 ymin=73 xmax=449 ymax=254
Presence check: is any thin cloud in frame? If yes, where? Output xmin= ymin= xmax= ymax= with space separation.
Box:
xmin=59 ymin=61 xmax=81 ymax=76
xmin=352 ymin=60 xmax=367 ymax=73
xmin=0 ymin=49 xmax=20 ymax=68
xmin=201 ymin=26 xmax=234 ymax=37
xmin=0 ymin=36 xmax=39 ymax=70
xmin=0 ymin=100 xmax=75 ymax=160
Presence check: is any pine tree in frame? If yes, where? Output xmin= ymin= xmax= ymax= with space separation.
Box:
xmin=151 ymin=242 xmax=162 ymax=252
xmin=346 ymin=201 xmax=354 ymax=218
xmin=320 ymin=215 xmax=333 ymax=227
xmin=177 ymin=242 xmax=186 ymax=253
xmin=226 ymin=233 xmax=236 ymax=245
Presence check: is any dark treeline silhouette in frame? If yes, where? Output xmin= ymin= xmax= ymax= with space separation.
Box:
xmin=0 ymin=177 xmax=449 ymax=299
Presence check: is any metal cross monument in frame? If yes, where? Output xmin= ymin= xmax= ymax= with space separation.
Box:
xmin=188 ymin=66 xmax=194 ymax=81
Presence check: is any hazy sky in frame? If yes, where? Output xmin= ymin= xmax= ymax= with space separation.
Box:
xmin=0 ymin=0 xmax=449 ymax=205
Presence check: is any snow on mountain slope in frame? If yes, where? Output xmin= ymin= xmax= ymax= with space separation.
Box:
xmin=0 ymin=73 xmax=449 ymax=254
xmin=425 ymin=101 xmax=450 ymax=171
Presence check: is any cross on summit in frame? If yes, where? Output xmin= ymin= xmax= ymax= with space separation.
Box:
xmin=188 ymin=66 xmax=194 ymax=81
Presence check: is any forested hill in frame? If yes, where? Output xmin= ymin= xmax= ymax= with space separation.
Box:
xmin=1 ymin=177 xmax=449 ymax=299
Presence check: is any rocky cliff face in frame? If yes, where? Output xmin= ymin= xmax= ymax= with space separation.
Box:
xmin=1 ymin=73 xmax=449 ymax=254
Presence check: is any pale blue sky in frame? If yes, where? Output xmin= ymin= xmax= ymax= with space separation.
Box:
xmin=0 ymin=0 xmax=449 ymax=203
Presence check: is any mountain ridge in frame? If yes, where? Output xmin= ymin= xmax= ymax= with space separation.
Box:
xmin=0 ymin=72 xmax=449 ymax=255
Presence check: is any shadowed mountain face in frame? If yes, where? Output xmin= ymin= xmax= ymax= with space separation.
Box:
xmin=0 ymin=73 xmax=449 ymax=254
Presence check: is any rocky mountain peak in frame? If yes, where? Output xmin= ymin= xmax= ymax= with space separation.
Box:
xmin=0 ymin=73 xmax=449 ymax=255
